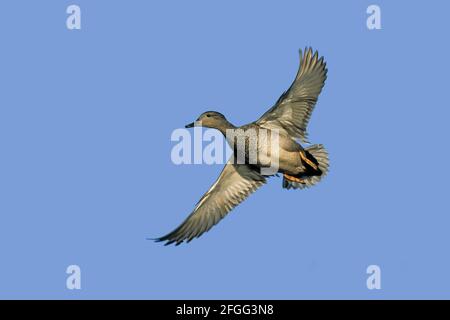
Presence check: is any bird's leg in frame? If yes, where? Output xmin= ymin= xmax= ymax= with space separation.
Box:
xmin=284 ymin=173 xmax=306 ymax=184
xmin=300 ymin=151 xmax=319 ymax=171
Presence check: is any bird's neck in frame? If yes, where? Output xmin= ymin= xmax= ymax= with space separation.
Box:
xmin=215 ymin=120 xmax=236 ymax=135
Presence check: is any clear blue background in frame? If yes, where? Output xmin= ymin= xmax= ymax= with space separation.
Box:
xmin=0 ymin=0 xmax=449 ymax=299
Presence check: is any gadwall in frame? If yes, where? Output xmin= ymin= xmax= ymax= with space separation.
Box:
xmin=156 ymin=48 xmax=329 ymax=245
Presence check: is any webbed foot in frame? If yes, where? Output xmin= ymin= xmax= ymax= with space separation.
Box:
xmin=283 ymin=173 xmax=306 ymax=184
xmin=300 ymin=151 xmax=319 ymax=171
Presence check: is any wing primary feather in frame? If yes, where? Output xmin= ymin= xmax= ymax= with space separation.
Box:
xmin=154 ymin=161 xmax=267 ymax=245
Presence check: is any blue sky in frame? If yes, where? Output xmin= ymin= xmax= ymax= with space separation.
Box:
xmin=0 ymin=0 xmax=449 ymax=299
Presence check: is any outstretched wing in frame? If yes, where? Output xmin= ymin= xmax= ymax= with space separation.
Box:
xmin=156 ymin=161 xmax=266 ymax=245
xmin=256 ymin=48 xmax=327 ymax=143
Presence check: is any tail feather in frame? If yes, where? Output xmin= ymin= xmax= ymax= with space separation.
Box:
xmin=283 ymin=144 xmax=329 ymax=190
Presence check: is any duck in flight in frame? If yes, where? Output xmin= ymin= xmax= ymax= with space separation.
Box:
xmin=156 ymin=48 xmax=329 ymax=245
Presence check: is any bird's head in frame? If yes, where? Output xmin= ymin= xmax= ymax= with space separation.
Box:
xmin=185 ymin=111 xmax=229 ymax=129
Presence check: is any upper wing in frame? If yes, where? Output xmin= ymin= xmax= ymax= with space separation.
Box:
xmin=156 ymin=161 xmax=266 ymax=245
xmin=256 ymin=48 xmax=327 ymax=143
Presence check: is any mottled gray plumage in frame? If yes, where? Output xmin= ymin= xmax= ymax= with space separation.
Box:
xmin=156 ymin=48 xmax=329 ymax=245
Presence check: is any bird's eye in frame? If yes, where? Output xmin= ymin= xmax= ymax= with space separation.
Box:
xmin=206 ymin=114 xmax=211 ymax=117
